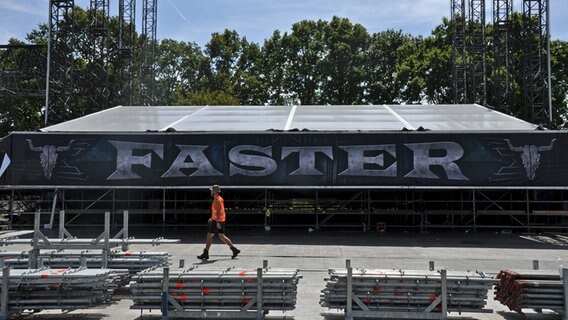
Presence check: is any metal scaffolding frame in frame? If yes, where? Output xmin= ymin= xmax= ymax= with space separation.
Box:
xmin=88 ymin=0 xmax=110 ymax=113
xmin=140 ymin=0 xmax=158 ymax=105
xmin=451 ymin=0 xmax=468 ymax=104
xmin=469 ymin=0 xmax=487 ymax=105
xmin=0 ymin=45 xmax=46 ymax=97
xmin=322 ymin=260 xmax=494 ymax=320
xmin=130 ymin=261 xmax=301 ymax=319
xmin=2 ymin=188 xmax=567 ymax=232
xmin=522 ymin=0 xmax=551 ymax=124
xmin=0 ymin=209 xmax=179 ymax=269
xmin=492 ymin=0 xmax=514 ymax=114
xmin=45 ymin=0 xmax=76 ymax=125
xmin=118 ymin=0 xmax=136 ymax=106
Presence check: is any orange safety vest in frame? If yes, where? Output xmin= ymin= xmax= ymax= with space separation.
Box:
xmin=211 ymin=195 xmax=226 ymax=222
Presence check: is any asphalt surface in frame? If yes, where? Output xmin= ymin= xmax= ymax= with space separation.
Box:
xmin=7 ymin=227 xmax=568 ymax=320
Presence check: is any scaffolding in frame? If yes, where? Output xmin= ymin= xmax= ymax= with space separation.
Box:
xmin=2 ymin=188 xmax=567 ymax=232
xmin=492 ymin=0 xmax=514 ymax=114
xmin=522 ymin=0 xmax=551 ymax=124
xmin=451 ymin=0 xmax=468 ymax=104
xmin=88 ymin=0 xmax=110 ymax=113
xmin=469 ymin=0 xmax=487 ymax=105
xmin=46 ymin=0 xmax=76 ymax=125
xmin=118 ymin=0 xmax=136 ymax=106
xmin=140 ymin=0 xmax=158 ymax=105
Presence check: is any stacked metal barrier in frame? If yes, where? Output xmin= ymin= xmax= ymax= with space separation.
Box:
xmin=0 ymin=267 xmax=126 ymax=313
xmin=495 ymin=269 xmax=567 ymax=313
xmin=0 ymin=250 xmax=170 ymax=273
xmin=321 ymin=268 xmax=494 ymax=315
xmin=131 ymin=265 xmax=301 ymax=317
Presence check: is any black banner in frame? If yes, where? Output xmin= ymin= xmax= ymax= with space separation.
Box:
xmin=0 ymin=131 xmax=566 ymax=188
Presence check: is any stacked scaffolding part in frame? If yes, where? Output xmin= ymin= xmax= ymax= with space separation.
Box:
xmin=321 ymin=261 xmax=494 ymax=319
xmin=0 ymin=210 xmax=179 ymax=269
xmin=495 ymin=269 xmax=568 ymax=315
xmin=130 ymin=263 xmax=301 ymax=319
xmin=0 ymin=250 xmax=170 ymax=274
xmin=0 ymin=266 xmax=127 ymax=317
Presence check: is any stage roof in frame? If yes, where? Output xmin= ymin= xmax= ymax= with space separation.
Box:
xmin=40 ymin=104 xmax=539 ymax=132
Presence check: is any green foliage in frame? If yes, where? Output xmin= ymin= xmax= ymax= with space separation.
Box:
xmin=173 ymin=89 xmax=239 ymax=106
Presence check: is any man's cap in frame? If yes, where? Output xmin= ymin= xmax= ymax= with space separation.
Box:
xmin=209 ymin=185 xmax=221 ymax=193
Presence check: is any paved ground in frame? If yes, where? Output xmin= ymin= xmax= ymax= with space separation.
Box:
xmin=8 ymin=227 xmax=568 ymax=319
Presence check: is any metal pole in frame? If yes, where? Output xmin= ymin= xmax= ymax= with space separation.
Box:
xmin=563 ymin=268 xmax=568 ymax=320
xmin=346 ymin=259 xmax=353 ymax=320
xmin=162 ymin=267 xmax=169 ymax=319
xmin=30 ymin=209 xmax=41 ymax=269
xmin=58 ymin=209 xmax=65 ymax=238
xmin=473 ymin=190 xmax=477 ymax=232
xmin=122 ymin=210 xmax=129 ymax=251
xmin=44 ymin=0 xmax=52 ymax=125
xmin=257 ymin=268 xmax=264 ymax=319
xmin=526 ymin=189 xmax=531 ymax=233
xmin=546 ymin=0 xmax=552 ymax=122
xmin=441 ymin=269 xmax=448 ymax=319
xmin=1 ymin=267 xmax=9 ymax=320
xmin=264 ymin=189 xmax=268 ymax=229
xmin=162 ymin=188 xmax=166 ymax=229
xmin=103 ymin=211 xmax=110 ymax=268
xmin=8 ymin=189 xmax=13 ymax=223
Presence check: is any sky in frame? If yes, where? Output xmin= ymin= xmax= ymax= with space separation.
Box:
xmin=1 ymin=0 xmax=567 ymax=47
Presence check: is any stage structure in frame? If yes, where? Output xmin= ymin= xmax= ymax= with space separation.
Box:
xmin=1 ymin=105 xmax=567 ymax=231
xmin=118 ymin=0 xmax=136 ymax=106
xmin=451 ymin=0 xmax=467 ymax=104
xmin=469 ymin=0 xmax=487 ymax=106
xmin=45 ymin=0 xmax=76 ymax=125
xmin=89 ymin=0 xmax=110 ymax=113
xmin=522 ymin=0 xmax=551 ymax=123
xmin=140 ymin=0 xmax=158 ymax=106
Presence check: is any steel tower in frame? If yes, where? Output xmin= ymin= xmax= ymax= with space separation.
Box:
xmin=140 ymin=0 xmax=158 ymax=106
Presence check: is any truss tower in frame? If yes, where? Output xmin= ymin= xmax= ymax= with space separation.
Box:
xmin=140 ymin=0 xmax=158 ymax=106
xmin=522 ymin=0 xmax=550 ymax=123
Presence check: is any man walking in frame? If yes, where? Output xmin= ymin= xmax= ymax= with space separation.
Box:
xmin=197 ymin=185 xmax=241 ymax=260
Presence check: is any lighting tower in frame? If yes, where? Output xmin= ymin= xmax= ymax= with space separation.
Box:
xmin=522 ymin=0 xmax=551 ymax=123
xmin=89 ymin=0 xmax=110 ymax=113
xmin=119 ymin=0 xmax=136 ymax=105
xmin=451 ymin=0 xmax=468 ymax=104
xmin=492 ymin=0 xmax=514 ymax=114
xmin=469 ymin=0 xmax=487 ymax=105
xmin=140 ymin=0 xmax=158 ymax=106
xmin=45 ymin=0 xmax=75 ymax=125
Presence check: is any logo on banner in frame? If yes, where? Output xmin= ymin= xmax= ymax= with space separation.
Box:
xmin=504 ymin=139 xmax=556 ymax=180
xmin=0 ymin=154 xmax=10 ymax=177
xmin=27 ymin=139 xmax=74 ymax=180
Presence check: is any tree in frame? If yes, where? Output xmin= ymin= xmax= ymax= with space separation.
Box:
xmin=320 ymin=16 xmax=368 ymax=105
xmin=155 ymin=39 xmax=206 ymax=105
xmin=281 ymin=19 xmax=326 ymax=105
xmin=364 ymin=29 xmax=412 ymax=104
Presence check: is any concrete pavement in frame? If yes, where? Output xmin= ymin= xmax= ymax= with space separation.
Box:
xmin=11 ymin=228 xmax=568 ymax=319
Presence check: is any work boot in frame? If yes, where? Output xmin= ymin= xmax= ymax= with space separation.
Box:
xmin=230 ymin=246 xmax=241 ymax=259
xmin=197 ymin=249 xmax=209 ymax=260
